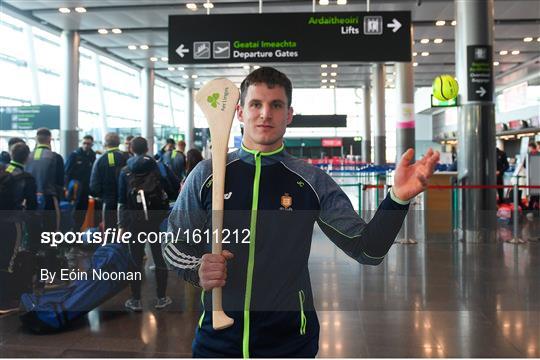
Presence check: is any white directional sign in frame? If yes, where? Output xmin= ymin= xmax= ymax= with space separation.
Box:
xmin=386 ymin=18 xmax=402 ymax=33
xmin=175 ymin=44 xmax=189 ymax=58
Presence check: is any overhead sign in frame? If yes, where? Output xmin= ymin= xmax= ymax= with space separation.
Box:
xmin=289 ymin=114 xmax=347 ymax=128
xmin=169 ymin=12 xmax=411 ymax=64
xmin=322 ymin=138 xmax=343 ymax=147
xmin=467 ymin=45 xmax=493 ymax=102
xmin=0 ymin=105 xmax=60 ymax=130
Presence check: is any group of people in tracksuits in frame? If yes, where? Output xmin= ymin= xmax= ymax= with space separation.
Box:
xmin=0 ymin=128 xmax=202 ymax=313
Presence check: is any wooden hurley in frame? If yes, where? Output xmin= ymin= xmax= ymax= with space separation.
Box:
xmin=194 ymin=78 xmax=239 ymax=330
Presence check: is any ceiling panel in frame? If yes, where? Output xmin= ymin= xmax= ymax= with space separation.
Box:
xmin=2 ymin=0 xmax=539 ymax=89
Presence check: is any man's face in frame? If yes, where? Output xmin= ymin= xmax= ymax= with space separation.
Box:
xmin=82 ymin=139 xmax=93 ymax=152
xmin=237 ymin=83 xmax=293 ymax=152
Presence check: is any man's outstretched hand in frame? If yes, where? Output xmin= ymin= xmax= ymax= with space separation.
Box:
xmin=393 ymin=148 xmax=440 ymax=202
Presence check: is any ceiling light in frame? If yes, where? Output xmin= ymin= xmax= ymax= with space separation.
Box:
xmin=493 ymin=61 xmax=500 ymax=66
xmin=58 ymin=7 xmax=70 ymax=13
xmin=182 ymin=75 xmax=189 ymax=79
xmin=321 ymin=64 xmax=328 ymax=68
xmin=499 ymin=50 xmax=508 ymax=55
xmin=537 ymin=37 xmax=540 ymax=42
xmin=75 ymin=7 xmax=86 ymax=13
xmin=139 ymin=45 xmax=149 ymax=50
xmin=166 ymin=67 xmax=175 ymax=71
xmin=111 ymin=28 xmax=122 ymax=34
xmin=243 ymin=65 xmax=250 ymax=70
xmin=161 ymin=57 xmax=169 ymax=62
xmin=511 ymin=50 xmax=520 ymax=55
xmin=191 ymin=74 xmax=198 ymax=79
xmin=413 ymin=52 xmax=418 ymax=56
xmin=98 ymin=29 xmax=108 ymax=35
xmin=331 ymin=64 xmax=338 ymax=68
xmin=523 ymin=37 xmax=533 ymax=42
xmin=451 ymin=20 xmax=456 ymax=26
xmin=321 ymin=72 xmax=328 ymax=76
xmin=420 ymin=38 xmax=429 ymax=44
xmin=253 ymin=65 xmax=260 ymax=69
xmin=128 ymin=45 xmax=137 ymax=50
xmin=321 ymin=85 xmax=327 ymax=89
xmin=203 ymin=2 xmax=214 ymax=9
xmin=319 ymin=0 xmax=329 ymax=5
xmin=330 ymin=72 xmax=337 ymax=76
xmin=322 ymin=79 xmax=328 ymax=83
xmin=435 ymin=20 xmax=445 ymax=26
xmin=329 ymin=85 xmax=335 ymax=89
xmin=177 ymin=66 xmax=184 ymax=71
xmin=421 ymin=51 xmax=429 ymax=56
xmin=186 ymin=3 xmax=197 ymax=10
xmin=150 ymin=57 xmax=158 ymax=62
xmin=330 ymin=79 xmax=336 ymax=83
xmin=413 ymin=62 xmax=418 ymax=67
xmin=434 ymin=38 xmax=443 ymax=44
xmin=337 ymin=0 xmax=347 ymax=4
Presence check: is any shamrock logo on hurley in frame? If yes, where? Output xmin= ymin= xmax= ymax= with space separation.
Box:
xmin=207 ymin=92 xmax=220 ymax=108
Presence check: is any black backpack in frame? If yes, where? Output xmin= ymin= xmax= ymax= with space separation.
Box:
xmin=126 ymin=169 xmax=169 ymax=221
xmin=0 ymin=166 xmax=17 ymax=210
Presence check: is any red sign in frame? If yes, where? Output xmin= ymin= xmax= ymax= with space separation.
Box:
xmin=321 ymin=138 xmax=343 ymax=147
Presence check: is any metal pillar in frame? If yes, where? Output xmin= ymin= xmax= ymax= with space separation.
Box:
xmin=185 ymin=87 xmax=195 ymax=150
xmin=455 ymin=0 xmax=497 ymax=242
xmin=94 ymin=53 xmax=108 ymax=143
xmin=395 ymin=61 xmax=415 ymax=162
xmin=362 ymin=84 xmax=372 ymax=163
xmin=141 ymin=67 xmax=155 ymax=155
xmin=60 ymin=31 xmax=80 ymax=159
xmin=373 ymin=64 xmax=386 ymax=165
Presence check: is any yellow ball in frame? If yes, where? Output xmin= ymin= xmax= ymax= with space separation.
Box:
xmin=432 ymin=74 xmax=459 ymax=101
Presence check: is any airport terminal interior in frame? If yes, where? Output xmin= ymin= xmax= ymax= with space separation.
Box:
xmin=0 ymin=0 xmax=539 ymax=358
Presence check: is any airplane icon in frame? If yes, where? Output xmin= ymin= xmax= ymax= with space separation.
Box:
xmin=213 ymin=41 xmax=231 ymax=59
xmin=215 ymin=46 xmax=229 ymax=54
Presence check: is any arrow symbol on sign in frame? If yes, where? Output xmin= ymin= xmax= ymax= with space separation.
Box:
xmin=387 ymin=18 xmax=402 ymax=33
xmin=176 ymin=44 xmax=189 ymax=58
xmin=476 ymin=86 xmax=487 ymax=97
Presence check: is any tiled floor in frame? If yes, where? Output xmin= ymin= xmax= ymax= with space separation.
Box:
xmin=0 ymin=223 xmax=538 ymax=357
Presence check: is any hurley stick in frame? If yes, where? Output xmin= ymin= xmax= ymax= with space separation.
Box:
xmin=195 ymin=78 xmax=239 ymax=330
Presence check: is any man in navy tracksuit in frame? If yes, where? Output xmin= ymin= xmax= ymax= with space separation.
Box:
xmin=163 ymin=67 xmax=440 ymax=357
xmin=64 ymin=135 xmax=96 ymax=230
xmin=26 ymin=128 xmax=64 ymax=236
xmin=90 ymin=132 xmax=127 ymax=229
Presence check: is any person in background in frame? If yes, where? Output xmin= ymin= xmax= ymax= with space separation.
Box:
xmin=124 ymin=135 xmax=134 ymax=158
xmin=155 ymin=138 xmax=175 ymax=161
xmin=496 ymin=147 xmax=509 ymax=204
xmin=64 ymin=135 xmax=96 ymax=230
xmin=26 ymin=128 xmax=64 ymax=232
xmin=0 ymin=143 xmax=38 ymax=314
xmin=117 ymin=137 xmax=178 ymax=311
xmin=0 ymin=137 xmax=26 ymax=166
xmin=163 ymin=140 xmax=187 ymax=180
xmin=184 ymin=149 xmax=203 ymax=178
xmin=90 ymin=132 xmax=127 ymax=229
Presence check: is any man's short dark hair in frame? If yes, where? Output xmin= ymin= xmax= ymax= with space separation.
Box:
xmin=10 ymin=142 xmax=30 ymax=164
xmin=83 ymin=135 xmax=94 ymax=142
xmin=166 ymin=138 xmax=175 ymax=145
xmin=36 ymin=128 xmax=51 ymax=144
xmin=104 ymin=132 xmax=120 ymax=147
xmin=131 ymin=136 xmax=148 ymax=155
xmin=8 ymin=137 xmax=25 ymax=148
xmin=240 ymin=67 xmax=292 ymax=107
xmin=529 ymin=142 xmax=537 ymax=150
xmin=125 ymin=135 xmax=134 ymax=142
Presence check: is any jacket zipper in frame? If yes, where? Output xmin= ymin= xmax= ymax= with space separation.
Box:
xmin=242 ymin=151 xmax=262 ymax=358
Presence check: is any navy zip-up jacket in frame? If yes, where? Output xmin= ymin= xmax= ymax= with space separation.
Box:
xmin=64 ymin=147 xmax=96 ymax=190
xmin=89 ymin=148 xmax=127 ymax=203
xmin=164 ymin=145 xmax=409 ymax=358
xmin=25 ymin=145 xmax=64 ymax=198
